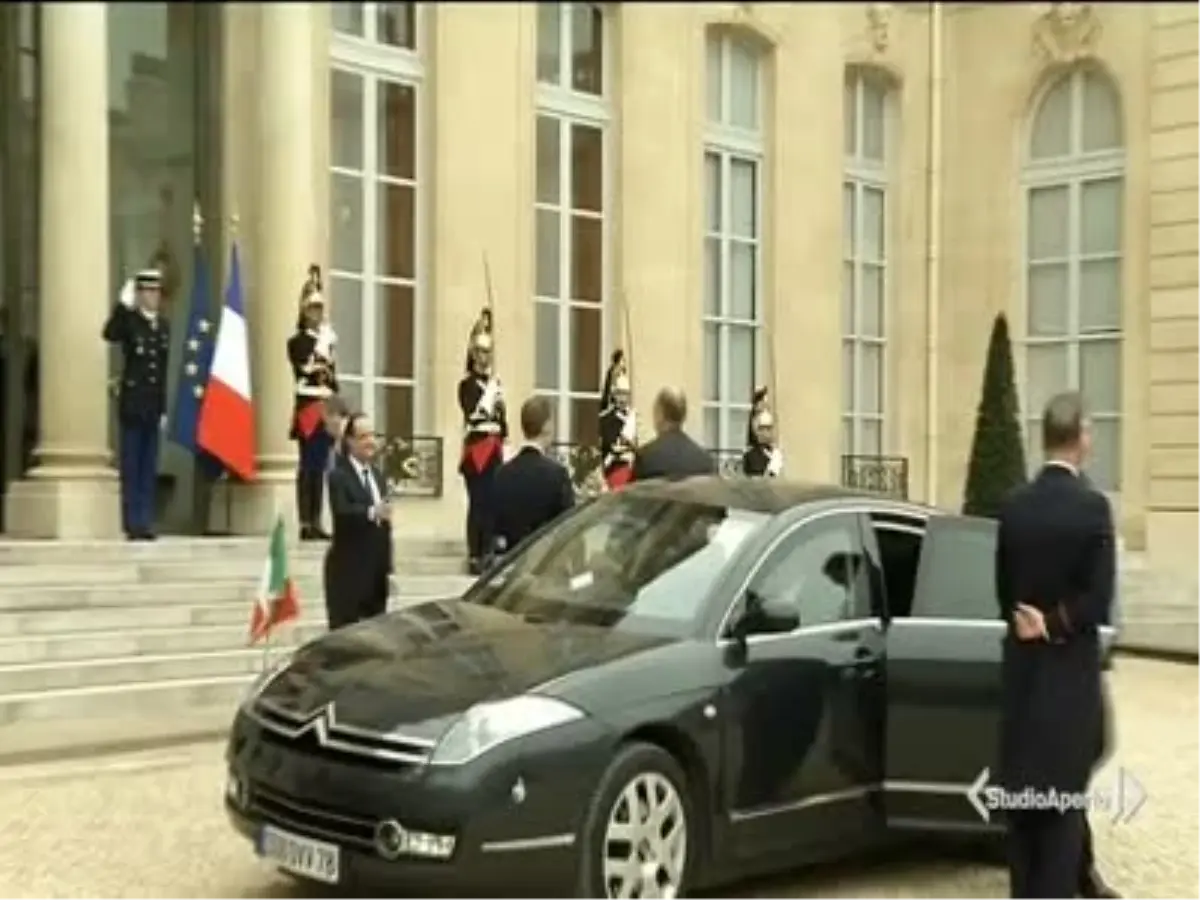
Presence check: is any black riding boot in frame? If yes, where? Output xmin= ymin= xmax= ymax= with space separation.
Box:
xmin=296 ymin=472 xmax=314 ymax=539
xmin=308 ymin=471 xmax=330 ymax=540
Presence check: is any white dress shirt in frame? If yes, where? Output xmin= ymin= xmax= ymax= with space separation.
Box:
xmin=350 ymin=456 xmax=383 ymax=509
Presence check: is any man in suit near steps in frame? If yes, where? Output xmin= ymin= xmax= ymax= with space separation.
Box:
xmin=324 ymin=413 xmax=393 ymax=630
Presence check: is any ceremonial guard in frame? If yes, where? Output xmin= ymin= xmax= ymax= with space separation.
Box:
xmin=742 ymin=386 xmax=783 ymax=477
xmin=598 ymin=350 xmax=637 ymax=490
xmin=457 ymin=309 xmax=507 ymax=574
xmin=103 ymin=268 xmax=170 ymax=540
xmin=287 ymin=265 xmax=339 ymax=540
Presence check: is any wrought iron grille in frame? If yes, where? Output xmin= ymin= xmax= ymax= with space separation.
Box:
xmin=709 ymin=448 xmax=744 ymax=477
xmin=378 ymin=434 xmax=444 ymax=498
xmin=548 ymin=442 xmax=605 ymax=499
xmin=840 ymin=454 xmax=909 ymax=500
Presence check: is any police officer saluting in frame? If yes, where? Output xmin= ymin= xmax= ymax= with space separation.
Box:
xmin=288 ymin=267 xmax=339 ymax=540
xmin=103 ymin=268 xmax=170 ymax=540
xmin=458 ymin=309 xmax=507 ymax=574
xmin=742 ymin=386 xmax=783 ymax=477
xmin=598 ymin=350 xmax=637 ymax=490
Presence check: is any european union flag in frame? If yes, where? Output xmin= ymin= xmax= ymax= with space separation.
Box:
xmin=169 ymin=240 xmax=224 ymax=479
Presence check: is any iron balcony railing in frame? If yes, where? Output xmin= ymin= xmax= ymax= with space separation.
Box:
xmin=377 ymin=434 xmax=444 ymax=498
xmin=840 ymin=454 xmax=909 ymax=500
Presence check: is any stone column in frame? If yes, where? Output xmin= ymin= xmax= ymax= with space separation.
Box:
xmin=5 ymin=3 xmax=120 ymax=538
xmin=221 ymin=4 xmax=318 ymax=534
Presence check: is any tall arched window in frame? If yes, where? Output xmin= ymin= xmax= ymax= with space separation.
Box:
xmin=842 ymin=69 xmax=892 ymax=458
xmin=1022 ymin=67 xmax=1124 ymax=489
xmin=329 ymin=2 xmax=425 ymax=437
xmin=535 ymin=3 xmax=609 ymax=446
xmin=703 ymin=28 xmax=764 ymax=450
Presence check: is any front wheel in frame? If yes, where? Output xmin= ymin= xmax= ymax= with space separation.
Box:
xmin=575 ymin=742 xmax=694 ymax=899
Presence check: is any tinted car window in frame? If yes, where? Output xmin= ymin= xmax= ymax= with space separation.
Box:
xmin=912 ymin=517 xmax=998 ymax=620
xmin=469 ymin=493 xmax=769 ymax=637
xmin=744 ymin=514 xmax=867 ymax=630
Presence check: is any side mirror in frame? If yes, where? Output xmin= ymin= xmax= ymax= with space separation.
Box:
xmin=731 ymin=589 xmax=799 ymax=642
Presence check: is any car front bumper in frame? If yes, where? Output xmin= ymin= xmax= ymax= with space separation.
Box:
xmin=224 ymin=711 xmax=611 ymax=894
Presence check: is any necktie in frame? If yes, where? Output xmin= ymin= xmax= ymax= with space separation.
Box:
xmin=361 ymin=467 xmax=372 ymax=497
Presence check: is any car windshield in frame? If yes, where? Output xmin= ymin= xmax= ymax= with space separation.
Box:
xmin=467 ymin=492 xmax=769 ymax=638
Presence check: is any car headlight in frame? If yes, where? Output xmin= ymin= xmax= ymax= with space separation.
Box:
xmin=240 ymin=656 xmax=292 ymax=709
xmin=428 ymin=695 xmax=585 ymax=767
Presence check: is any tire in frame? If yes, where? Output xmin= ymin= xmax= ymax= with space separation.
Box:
xmin=574 ymin=741 xmax=697 ymax=899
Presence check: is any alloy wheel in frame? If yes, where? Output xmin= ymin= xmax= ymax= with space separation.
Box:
xmin=601 ymin=771 xmax=688 ymax=899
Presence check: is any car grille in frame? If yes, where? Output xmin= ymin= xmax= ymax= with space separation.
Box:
xmin=250 ymin=700 xmax=435 ymax=770
xmin=248 ymin=781 xmax=376 ymax=850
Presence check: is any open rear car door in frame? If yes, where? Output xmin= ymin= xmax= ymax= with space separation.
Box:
xmin=883 ymin=515 xmax=1004 ymax=834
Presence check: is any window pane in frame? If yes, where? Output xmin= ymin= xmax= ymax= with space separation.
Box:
xmin=842 ymin=341 xmax=855 ymax=414
xmin=377 ymin=80 xmax=415 ymax=181
xmin=704 ymin=324 xmax=720 ymax=401
xmin=862 ymin=187 xmax=885 ymax=262
xmin=706 ymin=35 xmax=722 ymax=124
xmin=330 ymin=276 xmax=364 ymax=378
xmin=1080 ymin=259 xmax=1121 ymax=334
xmin=535 ymin=301 xmax=560 ymax=389
xmin=729 ymin=408 xmax=749 ymax=452
xmin=860 ymin=263 xmax=884 ymax=338
xmin=1031 ymin=76 xmax=1071 ymax=159
xmin=1082 ymin=72 xmax=1122 ymax=152
xmin=704 ymin=407 xmax=720 ymax=449
xmin=377 ymin=3 xmax=415 ymax=50
xmin=860 ymin=418 xmax=882 ymax=456
xmin=704 ymin=237 xmax=721 ymax=316
xmin=843 ymin=77 xmax=856 ymax=157
xmin=729 ymin=326 xmax=755 ymax=401
xmin=1028 ymin=186 xmax=1069 ymax=260
xmin=377 ymin=183 xmax=415 ymax=280
xmin=375 ymin=283 xmax=414 ymax=381
xmin=1088 ymin=418 xmax=1120 ymax=492
xmin=569 ymin=305 xmax=602 ymax=393
xmin=331 ymin=70 xmax=364 ymax=170
xmin=375 ymin=383 xmax=413 ymax=439
xmin=860 ymin=342 xmax=883 ymax=415
xmin=1081 ymin=179 xmax=1122 ymax=255
xmin=571 ymin=397 xmax=601 ymax=447
xmin=843 ymin=183 xmax=855 ymax=259
xmin=729 ymin=241 xmax=756 ymax=320
xmin=1027 ymin=263 xmax=1069 ymax=337
xmin=861 ymin=80 xmax=886 ymax=161
xmin=730 ymin=158 xmax=757 ymax=239
xmin=1080 ymin=339 xmax=1121 ymax=413
xmin=536 ymin=210 xmax=560 ymax=298
xmin=842 ymin=416 xmax=854 ymax=456
xmin=842 ymin=261 xmax=855 ymax=334
xmin=570 ymin=123 xmax=604 ymax=213
xmin=338 ymin=380 xmax=364 ymax=418
xmin=1026 ymin=418 xmax=1043 ymax=473
xmin=331 ymin=173 xmax=364 ymax=273
xmin=1026 ymin=342 xmax=1070 ymax=417
xmin=570 ymin=215 xmax=602 ymax=304
xmin=537 ymin=3 xmax=561 ymax=85
xmin=705 ymin=152 xmax=721 ymax=233
xmin=536 ymin=115 xmax=561 ymax=206
xmin=728 ymin=38 xmax=759 ymax=130
xmin=333 ymin=3 xmax=365 ymax=37
xmin=570 ymin=2 xmax=603 ymax=95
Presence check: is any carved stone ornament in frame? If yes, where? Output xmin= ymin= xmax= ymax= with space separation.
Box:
xmin=866 ymin=3 xmax=893 ymax=54
xmin=1032 ymin=3 xmax=1101 ymax=65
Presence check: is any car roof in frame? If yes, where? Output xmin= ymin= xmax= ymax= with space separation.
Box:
xmin=619 ymin=475 xmax=936 ymax=517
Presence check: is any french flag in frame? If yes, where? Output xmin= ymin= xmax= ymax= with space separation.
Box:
xmin=197 ymin=242 xmax=257 ymax=481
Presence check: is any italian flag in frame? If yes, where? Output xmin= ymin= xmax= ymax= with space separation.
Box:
xmin=250 ymin=514 xmax=300 ymax=644
xmin=197 ymin=241 xmax=257 ymax=481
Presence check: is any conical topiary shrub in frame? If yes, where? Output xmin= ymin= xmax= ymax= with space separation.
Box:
xmin=963 ymin=313 xmax=1028 ymax=519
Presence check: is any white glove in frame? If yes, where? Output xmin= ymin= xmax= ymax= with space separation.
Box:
xmin=478 ymin=377 xmax=501 ymax=415
xmin=620 ymin=410 xmax=637 ymax=444
xmin=767 ymin=448 xmax=784 ymax=477
xmin=118 ymin=279 xmax=135 ymax=309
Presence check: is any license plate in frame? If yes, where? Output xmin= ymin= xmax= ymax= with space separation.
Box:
xmin=258 ymin=825 xmax=340 ymax=885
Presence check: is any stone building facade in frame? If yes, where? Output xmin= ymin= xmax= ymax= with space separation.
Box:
xmin=0 ymin=2 xmax=1195 ymax=578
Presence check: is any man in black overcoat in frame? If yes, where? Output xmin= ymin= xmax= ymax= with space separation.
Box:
xmin=631 ymin=387 xmax=715 ymax=482
xmin=493 ymin=395 xmax=575 ymax=555
xmin=324 ymin=413 xmax=393 ymax=630
xmin=994 ymin=391 xmax=1116 ymax=898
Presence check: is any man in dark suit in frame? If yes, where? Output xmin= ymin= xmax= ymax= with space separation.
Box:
xmin=324 ymin=413 xmax=393 ymax=630
xmin=493 ymin=396 xmax=575 ymax=555
xmin=994 ymin=391 xmax=1116 ymax=899
xmin=631 ymin=387 xmax=716 ymax=482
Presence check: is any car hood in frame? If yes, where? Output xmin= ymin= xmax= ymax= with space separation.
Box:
xmin=255 ymin=598 xmax=675 ymax=740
